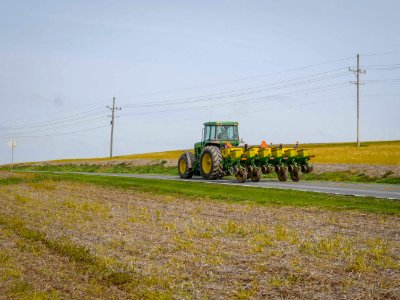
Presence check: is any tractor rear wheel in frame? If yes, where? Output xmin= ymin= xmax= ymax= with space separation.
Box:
xmin=289 ymin=165 xmax=300 ymax=182
xmin=200 ymin=146 xmax=223 ymax=180
xmin=250 ymin=168 xmax=261 ymax=182
xmin=277 ymin=166 xmax=288 ymax=182
xmin=178 ymin=152 xmax=195 ymax=179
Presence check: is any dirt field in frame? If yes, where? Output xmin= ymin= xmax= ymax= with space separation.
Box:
xmin=0 ymin=172 xmax=399 ymax=299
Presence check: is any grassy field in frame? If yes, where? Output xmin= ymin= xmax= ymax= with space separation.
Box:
xmin=0 ymin=171 xmax=399 ymax=299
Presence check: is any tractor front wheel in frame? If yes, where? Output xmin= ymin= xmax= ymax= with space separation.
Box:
xmin=200 ymin=146 xmax=223 ymax=180
xmin=178 ymin=152 xmax=195 ymax=179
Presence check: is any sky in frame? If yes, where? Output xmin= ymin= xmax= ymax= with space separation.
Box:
xmin=1 ymin=0 xmax=400 ymax=165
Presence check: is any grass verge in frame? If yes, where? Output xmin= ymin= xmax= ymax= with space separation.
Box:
xmin=259 ymin=170 xmax=400 ymax=184
xmin=15 ymin=172 xmax=400 ymax=216
xmin=301 ymin=170 xmax=400 ymax=184
xmin=3 ymin=164 xmax=400 ymax=184
xmin=0 ymin=161 xmax=176 ymax=175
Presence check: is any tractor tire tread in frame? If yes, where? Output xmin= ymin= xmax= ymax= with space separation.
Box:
xmin=200 ymin=146 xmax=223 ymax=180
xmin=178 ymin=153 xmax=194 ymax=179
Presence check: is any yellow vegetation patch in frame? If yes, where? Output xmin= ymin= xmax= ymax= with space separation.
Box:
xmin=308 ymin=141 xmax=400 ymax=165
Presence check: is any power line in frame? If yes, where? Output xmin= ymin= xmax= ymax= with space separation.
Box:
xmin=2 ymin=98 xmax=110 ymax=124
xmin=3 ymin=54 xmax=399 ymax=144
xmin=366 ymin=67 xmax=400 ymax=71
xmin=361 ymin=51 xmax=400 ymax=57
xmin=361 ymin=63 xmax=400 ymax=67
xmin=1 ymin=69 xmax=350 ymax=133
xmin=120 ymin=82 xmax=350 ymax=117
xmin=120 ymin=96 xmax=355 ymax=127
xmin=2 ymin=68 xmax=349 ymax=132
xmin=363 ymin=79 xmax=400 ymax=83
xmin=363 ymin=93 xmax=400 ymax=97
xmin=116 ymin=56 xmax=355 ymax=100
xmin=2 ymin=56 xmax=355 ymax=128
xmin=0 ymin=81 xmax=350 ymax=138
xmin=1 ymin=112 xmax=105 ymax=132
xmin=123 ymin=71 xmax=349 ymax=109
xmin=2 ymin=54 xmax=396 ymax=126
xmin=0 ymin=125 xmax=108 ymax=139
xmin=361 ymin=63 xmax=400 ymax=71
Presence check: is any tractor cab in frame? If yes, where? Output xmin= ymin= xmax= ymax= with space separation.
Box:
xmin=194 ymin=121 xmax=240 ymax=158
xmin=203 ymin=121 xmax=239 ymax=144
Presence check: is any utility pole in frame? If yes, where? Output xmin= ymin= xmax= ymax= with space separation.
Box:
xmin=349 ymin=54 xmax=366 ymax=147
xmin=107 ymin=97 xmax=121 ymax=158
xmin=7 ymin=140 xmax=16 ymax=168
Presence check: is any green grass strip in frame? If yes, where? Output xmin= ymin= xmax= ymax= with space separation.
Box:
xmin=0 ymin=177 xmax=23 ymax=186
xmin=4 ymin=164 xmax=399 ymax=184
xmin=301 ymin=171 xmax=400 ymax=184
xmin=0 ymin=162 xmax=176 ymax=175
xmin=38 ymin=172 xmax=400 ymax=216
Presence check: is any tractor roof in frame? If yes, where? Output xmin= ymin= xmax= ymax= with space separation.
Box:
xmin=203 ymin=121 xmax=238 ymax=126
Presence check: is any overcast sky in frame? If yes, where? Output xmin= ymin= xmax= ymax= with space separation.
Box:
xmin=1 ymin=0 xmax=399 ymax=164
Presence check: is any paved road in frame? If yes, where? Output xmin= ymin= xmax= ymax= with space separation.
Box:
xmin=52 ymin=172 xmax=400 ymax=200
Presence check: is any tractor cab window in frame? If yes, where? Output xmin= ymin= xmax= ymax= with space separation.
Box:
xmin=204 ymin=125 xmax=239 ymax=141
xmin=204 ymin=126 xmax=216 ymax=141
xmin=216 ymin=125 xmax=239 ymax=140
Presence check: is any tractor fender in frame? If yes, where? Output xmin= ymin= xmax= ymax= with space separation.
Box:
xmin=184 ymin=151 xmax=193 ymax=168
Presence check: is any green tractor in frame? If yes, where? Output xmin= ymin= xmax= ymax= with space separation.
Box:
xmin=177 ymin=121 xmax=313 ymax=183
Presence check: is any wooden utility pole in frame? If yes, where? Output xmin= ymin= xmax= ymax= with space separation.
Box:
xmin=7 ymin=140 xmax=16 ymax=169
xmin=107 ymin=97 xmax=121 ymax=157
xmin=349 ymin=54 xmax=366 ymax=147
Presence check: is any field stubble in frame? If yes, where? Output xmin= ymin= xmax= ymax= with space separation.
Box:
xmin=0 ymin=172 xmax=399 ymax=299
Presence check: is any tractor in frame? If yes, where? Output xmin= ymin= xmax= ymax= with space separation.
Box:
xmin=177 ymin=121 xmax=313 ymax=183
